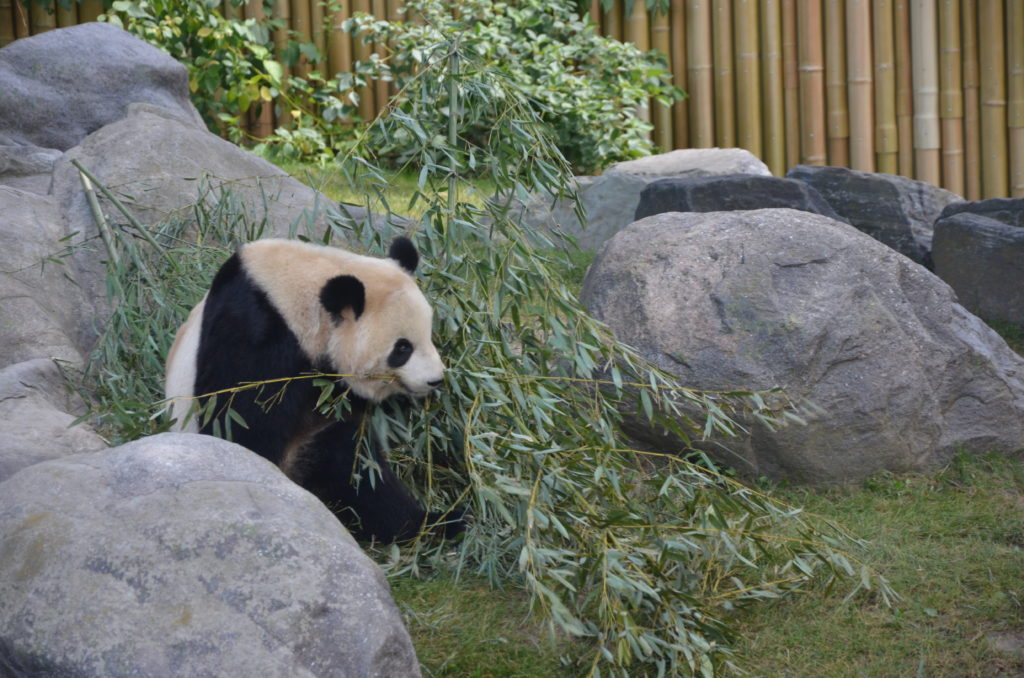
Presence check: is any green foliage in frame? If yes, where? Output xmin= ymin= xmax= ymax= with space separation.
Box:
xmin=76 ymin=20 xmax=890 ymax=678
xmin=345 ymin=0 xmax=681 ymax=173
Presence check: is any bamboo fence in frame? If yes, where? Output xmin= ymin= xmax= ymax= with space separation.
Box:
xmin=1 ymin=0 xmax=1021 ymax=197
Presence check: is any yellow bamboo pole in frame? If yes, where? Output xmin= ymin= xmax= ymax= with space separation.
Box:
xmin=311 ymin=0 xmax=326 ymax=62
xmin=734 ymin=0 xmax=762 ymax=157
xmin=370 ymin=0 xmax=389 ymax=111
xmin=1008 ymin=0 xmax=1024 ymax=197
xmin=847 ymin=0 xmax=874 ymax=170
xmin=938 ymin=0 xmax=964 ymax=194
xmin=55 ymin=0 xmax=76 ymax=28
xmin=761 ymin=0 xmax=786 ymax=174
xmin=652 ymin=4 xmax=674 ymax=150
xmin=688 ymin=0 xmax=715 ymax=147
xmin=894 ymin=0 xmax=914 ymax=176
xmin=961 ymin=0 xmax=981 ymax=198
xmin=712 ymin=0 xmax=735 ymax=146
xmin=590 ymin=0 xmax=601 ymax=30
xmin=29 ymin=0 xmax=55 ymax=33
xmin=352 ymin=0 xmax=375 ymax=122
xmin=78 ymin=0 xmax=103 ymax=22
xmin=798 ymin=0 xmax=827 ymax=164
xmin=670 ymin=0 xmax=689 ymax=148
xmin=627 ymin=0 xmax=653 ymax=138
xmin=873 ymin=0 xmax=898 ymax=174
xmin=246 ymin=0 xmax=275 ymax=138
xmin=386 ymin=0 xmax=401 ymax=97
xmin=979 ymin=0 xmax=1007 ymax=197
xmin=911 ymin=0 xmax=941 ymax=186
xmin=222 ymin=0 xmax=239 ymax=21
xmin=289 ymin=0 xmax=312 ymax=79
xmin=825 ymin=0 xmax=849 ymax=167
xmin=782 ymin=0 xmax=801 ymax=167
xmin=0 ymin=0 xmax=15 ymax=47
xmin=604 ymin=0 xmax=622 ymax=41
xmin=327 ymin=0 xmax=353 ymax=77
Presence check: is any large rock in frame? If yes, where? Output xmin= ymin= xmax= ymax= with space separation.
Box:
xmin=0 ymin=23 xmax=203 ymax=155
xmin=933 ymin=210 xmax=1024 ymax=325
xmin=515 ymin=148 xmax=772 ymax=251
xmin=0 ymin=186 xmax=94 ymax=365
xmin=786 ymin=164 xmax=963 ymax=267
xmin=0 ymin=359 xmax=106 ymax=483
xmin=634 ymin=174 xmax=846 ymax=222
xmin=0 ymin=433 xmax=421 ymax=678
xmin=581 ymin=209 xmax=1024 ymax=484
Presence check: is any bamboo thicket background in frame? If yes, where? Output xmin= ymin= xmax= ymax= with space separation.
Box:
xmin=2 ymin=0 xmax=1022 ymax=198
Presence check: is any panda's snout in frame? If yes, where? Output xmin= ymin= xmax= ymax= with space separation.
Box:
xmin=427 ymin=378 xmax=443 ymax=388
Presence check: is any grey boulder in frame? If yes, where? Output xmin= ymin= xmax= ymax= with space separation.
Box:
xmin=786 ymin=164 xmax=963 ymax=267
xmin=933 ymin=207 xmax=1024 ymax=326
xmin=581 ymin=209 xmax=1024 ymax=484
xmin=0 ymin=433 xmax=421 ymax=678
xmin=634 ymin=174 xmax=846 ymax=223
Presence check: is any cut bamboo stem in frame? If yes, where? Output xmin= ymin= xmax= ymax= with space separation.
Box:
xmin=626 ymin=0 xmax=652 ymax=139
xmin=55 ymin=0 xmax=76 ymax=28
xmin=961 ymin=0 xmax=981 ymax=198
xmin=652 ymin=5 xmax=674 ymax=150
xmin=911 ymin=0 xmax=941 ymax=186
xmin=371 ymin=0 xmax=389 ymax=110
xmin=798 ymin=0 xmax=827 ymax=164
xmin=0 ymin=0 xmax=15 ymax=47
xmin=352 ymin=0 xmax=375 ymax=122
xmin=12 ymin=0 xmax=26 ymax=39
xmin=687 ymin=0 xmax=715 ymax=147
xmin=1008 ymin=0 xmax=1024 ymax=196
xmin=29 ymin=0 xmax=55 ymax=33
xmin=274 ymin=0 xmax=293 ymax=128
xmin=894 ymin=0 xmax=914 ymax=176
xmin=825 ymin=0 xmax=850 ymax=167
xmin=604 ymin=0 xmax=622 ymax=42
xmin=712 ymin=0 xmax=735 ymax=146
xmin=762 ymin=0 xmax=786 ymax=174
xmin=938 ymin=0 xmax=964 ymax=194
xmin=311 ymin=0 xmax=326 ymax=61
xmin=327 ymin=0 xmax=353 ymax=77
xmin=782 ymin=0 xmax=801 ymax=168
xmin=735 ymin=0 xmax=762 ymax=157
xmin=847 ymin=0 xmax=874 ymax=171
xmin=77 ymin=0 xmax=103 ymax=23
xmin=979 ymin=0 xmax=1007 ymax=197
xmin=246 ymin=0 xmax=275 ymax=138
xmin=874 ymin=0 xmax=899 ymax=173
xmin=289 ymin=0 xmax=311 ymax=79
xmin=670 ymin=0 xmax=689 ymax=148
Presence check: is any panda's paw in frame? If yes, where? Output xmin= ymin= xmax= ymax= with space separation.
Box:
xmin=427 ymin=508 xmax=467 ymax=540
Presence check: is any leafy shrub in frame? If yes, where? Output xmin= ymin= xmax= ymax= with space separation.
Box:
xmin=345 ymin=0 xmax=681 ymax=173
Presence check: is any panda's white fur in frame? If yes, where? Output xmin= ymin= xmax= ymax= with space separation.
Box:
xmin=165 ymin=238 xmax=444 ymax=429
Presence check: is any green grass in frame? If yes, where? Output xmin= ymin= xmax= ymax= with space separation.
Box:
xmin=988 ymin=318 xmax=1024 ymax=356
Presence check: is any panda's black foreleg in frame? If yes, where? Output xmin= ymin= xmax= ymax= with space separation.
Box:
xmin=300 ymin=418 xmax=463 ymax=543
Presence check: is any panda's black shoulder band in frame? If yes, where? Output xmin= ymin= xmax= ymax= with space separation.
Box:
xmin=388 ymin=236 xmax=419 ymax=274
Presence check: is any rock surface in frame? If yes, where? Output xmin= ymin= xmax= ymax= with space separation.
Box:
xmin=0 ymin=22 xmax=203 ymax=155
xmin=581 ymin=209 xmax=1024 ymax=484
xmin=514 ymin=148 xmax=771 ymax=250
xmin=634 ymin=174 xmax=846 ymax=222
xmin=0 ymin=359 xmax=107 ymax=484
xmin=786 ymin=164 xmax=963 ymax=267
xmin=0 ymin=433 xmax=422 ymax=678
xmin=933 ymin=211 xmax=1024 ymax=325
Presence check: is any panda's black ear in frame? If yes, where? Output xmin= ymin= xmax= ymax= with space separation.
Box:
xmin=388 ymin=236 xmax=419 ymax=274
xmin=320 ymin=275 xmax=365 ymax=322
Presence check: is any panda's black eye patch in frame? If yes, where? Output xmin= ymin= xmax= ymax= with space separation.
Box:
xmin=388 ymin=338 xmax=414 ymax=368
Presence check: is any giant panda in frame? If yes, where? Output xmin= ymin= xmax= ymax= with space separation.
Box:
xmin=164 ymin=237 xmax=463 ymax=543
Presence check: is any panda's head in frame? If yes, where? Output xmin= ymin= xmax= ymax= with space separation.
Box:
xmin=317 ymin=237 xmax=445 ymax=402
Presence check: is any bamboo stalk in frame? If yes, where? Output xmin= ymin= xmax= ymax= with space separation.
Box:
xmin=712 ymin=0 xmax=735 ymax=146
xmin=911 ymin=0 xmax=941 ymax=186
xmin=1008 ymin=0 xmax=1024 ymax=196
xmin=687 ymin=0 xmax=715 ymax=147
xmin=289 ymin=0 xmax=311 ymax=79
xmin=29 ymin=0 xmax=55 ymax=33
xmin=734 ymin=0 xmax=762 ymax=157
xmin=938 ymin=0 xmax=964 ymax=194
xmin=370 ymin=0 xmax=389 ymax=110
xmin=961 ymin=0 xmax=981 ymax=198
xmin=77 ymin=0 xmax=103 ymax=22
xmin=670 ymin=0 xmax=689 ymax=148
xmin=0 ymin=0 xmax=15 ymax=47
xmin=327 ymin=0 xmax=353 ymax=77
xmin=652 ymin=4 xmax=674 ymax=150
xmin=12 ymin=0 xmax=26 ymax=39
xmin=894 ymin=0 xmax=914 ymax=176
xmin=274 ymin=0 xmax=293 ymax=97
xmin=245 ymin=0 xmax=275 ymax=138
xmin=847 ymin=0 xmax=874 ymax=171
xmin=627 ymin=0 xmax=653 ymax=138
xmin=825 ymin=0 xmax=849 ymax=167
xmin=873 ymin=0 xmax=898 ymax=174
xmin=222 ymin=0 xmax=239 ymax=21
xmin=55 ymin=0 xmax=76 ymax=28
xmin=604 ymin=0 xmax=622 ymax=41
xmin=761 ymin=0 xmax=786 ymax=174
xmin=352 ymin=0 xmax=375 ymax=122
xmin=979 ymin=0 xmax=1007 ymax=197
xmin=590 ymin=0 xmax=601 ymax=31
xmin=782 ymin=0 xmax=801 ymax=168
xmin=797 ymin=0 xmax=827 ymax=164
xmin=311 ymin=0 xmax=326 ymax=61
